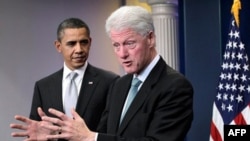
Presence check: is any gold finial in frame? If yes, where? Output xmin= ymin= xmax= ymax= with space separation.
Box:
xmin=231 ymin=0 xmax=241 ymax=27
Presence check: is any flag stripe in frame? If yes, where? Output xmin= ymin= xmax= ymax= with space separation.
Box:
xmin=210 ymin=117 xmax=223 ymax=141
xmin=241 ymin=105 xmax=250 ymax=124
xmin=234 ymin=112 xmax=246 ymax=124
xmin=211 ymin=103 xmax=224 ymax=141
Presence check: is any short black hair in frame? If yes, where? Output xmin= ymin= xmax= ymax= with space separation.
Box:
xmin=57 ymin=18 xmax=90 ymax=41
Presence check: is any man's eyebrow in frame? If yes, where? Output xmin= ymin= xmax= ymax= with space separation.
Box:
xmin=66 ymin=40 xmax=77 ymax=44
xmin=80 ymin=39 xmax=89 ymax=42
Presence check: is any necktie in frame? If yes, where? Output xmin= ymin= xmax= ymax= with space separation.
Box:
xmin=120 ymin=77 xmax=142 ymax=124
xmin=64 ymin=72 xmax=78 ymax=117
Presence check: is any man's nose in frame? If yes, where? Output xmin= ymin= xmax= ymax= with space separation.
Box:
xmin=75 ymin=43 xmax=83 ymax=51
xmin=118 ymin=46 xmax=129 ymax=58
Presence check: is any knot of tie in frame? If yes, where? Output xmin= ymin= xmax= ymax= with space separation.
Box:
xmin=131 ymin=77 xmax=141 ymax=88
xmin=69 ymin=72 xmax=78 ymax=80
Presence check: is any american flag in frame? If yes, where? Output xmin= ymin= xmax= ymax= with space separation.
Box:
xmin=209 ymin=16 xmax=250 ymax=141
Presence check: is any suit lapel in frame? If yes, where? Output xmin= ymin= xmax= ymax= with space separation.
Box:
xmin=118 ymin=57 xmax=166 ymax=134
xmin=50 ymin=69 xmax=64 ymax=112
xmin=107 ymin=75 xmax=132 ymax=133
xmin=76 ymin=64 xmax=99 ymax=117
xmin=118 ymin=87 xmax=150 ymax=133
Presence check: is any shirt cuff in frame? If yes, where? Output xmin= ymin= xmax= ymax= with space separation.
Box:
xmin=94 ymin=133 xmax=98 ymax=141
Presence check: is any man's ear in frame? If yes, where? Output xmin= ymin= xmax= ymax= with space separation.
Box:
xmin=54 ymin=40 xmax=62 ymax=53
xmin=89 ymin=37 xmax=92 ymax=48
xmin=147 ymin=31 xmax=155 ymax=48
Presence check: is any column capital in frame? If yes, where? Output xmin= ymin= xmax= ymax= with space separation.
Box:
xmin=140 ymin=0 xmax=178 ymax=5
xmin=139 ymin=0 xmax=180 ymax=70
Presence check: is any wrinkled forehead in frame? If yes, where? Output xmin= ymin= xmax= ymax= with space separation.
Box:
xmin=110 ymin=29 xmax=142 ymax=42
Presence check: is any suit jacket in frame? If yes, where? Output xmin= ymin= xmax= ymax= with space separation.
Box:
xmin=97 ymin=57 xmax=193 ymax=141
xmin=29 ymin=64 xmax=119 ymax=133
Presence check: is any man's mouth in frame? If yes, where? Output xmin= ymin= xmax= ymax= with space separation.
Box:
xmin=122 ymin=61 xmax=132 ymax=66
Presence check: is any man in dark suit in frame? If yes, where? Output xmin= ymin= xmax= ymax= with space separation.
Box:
xmin=10 ymin=18 xmax=119 ymax=140
xmin=41 ymin=6 xmax=194 ymax=141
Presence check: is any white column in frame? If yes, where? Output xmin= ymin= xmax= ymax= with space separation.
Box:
xmin=140 ymin=0 xmax=179 ymax=70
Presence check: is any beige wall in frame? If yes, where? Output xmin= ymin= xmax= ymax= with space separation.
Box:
xmin=126 ymin=0 xmax=151 ymax=11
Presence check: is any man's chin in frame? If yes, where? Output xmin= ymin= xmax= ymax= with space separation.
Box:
xmin=73 ymin=62 xmax=85 ymax=68
xmin=123 ymin=68 xmax=135 ymax=74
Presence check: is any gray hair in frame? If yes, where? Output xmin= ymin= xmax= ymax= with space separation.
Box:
xmin=105 ymin=6 xmax=154 ymax=37
xmin=57 ymin=18 xmax=90 ymax=41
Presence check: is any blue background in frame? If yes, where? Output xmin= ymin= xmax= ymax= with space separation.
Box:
xmin=180 ymin=0 xmax=250 ymax=140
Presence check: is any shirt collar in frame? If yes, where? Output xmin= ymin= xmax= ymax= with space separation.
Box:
xmin=134 ymin=54 xmax=160 ymax=82
xmin=63 ymin=62 xmax=88 ymax=81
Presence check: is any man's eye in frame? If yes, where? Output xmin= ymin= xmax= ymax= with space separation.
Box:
xmin=124 ymin=41 xmax=136 ymax=48
xmin=113 ymin=43 xmax=120 ymax=48
xmin=81 ymin=39 xmax=89 ymax=45
xmin=127 ymin=42 xmax=134 ymax=46
xmin=67 ymin=42 xmax=75 ymax=47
